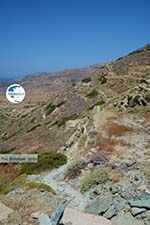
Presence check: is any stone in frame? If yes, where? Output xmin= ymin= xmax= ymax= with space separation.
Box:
xmin=39 ymin=204 xmax=66 ymax=225
xmin=39 ymin=214 xmax=51 ymax=225
xmin=137 ymin=185 xmax=147 ymax=192
xmin=31 ymin=211 xmax=40 ymax=219
xmin=110 ymin=184 xmax=121 ymax=194
xmin=85 ymin=196 xmax=113 ymax=215
xmin=113 ymin=196 xmax=127 ymax=212
xmin=50 ymin=204 xmax=66 ymax=225
xmin=130 ymin=207 xmax=146 ymax=216
xmin=120 ymin=188 xmax=138 ymax=200
xmin=129 ymin=199 xmax=150 ymax=209
xmin=111 ymin=212 xmax=145 ymax=225
xmin=104 ymin=205 xmax=117 ymax=219
xmin=90 ymin=148 xmax=97 ymax=153
xmin=140 ymin=210 xmax=150 ymax=222
xmin=62 ymin=207 xmax=112 ymax=225
xmin=87 ymin=163 xmax=94 ymax=169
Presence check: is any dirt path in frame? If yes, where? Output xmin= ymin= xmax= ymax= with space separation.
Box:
xmin=0 ymin=202 xmax=13 ymax=221
xmin=93 ymin=107 xmax=115 ymax=132
xmin=27 ymin=128 xmax=91 ymax=210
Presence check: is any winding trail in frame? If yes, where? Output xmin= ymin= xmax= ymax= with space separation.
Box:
xmin=27 ymin=127 xmax=91 ymax=210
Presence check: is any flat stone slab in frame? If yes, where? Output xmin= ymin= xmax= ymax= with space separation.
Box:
xmin=0 ymin=202 xmax=14 ymax=221
xmin=130 ymin=207 xmax=146 ymax=216
xmin=62 ymin=207 xmax=112 ymax=225
xmin=112 ymin=212 xmax=144 ymax=225
xmin=129 ymin=199 xmax=150 ymax=209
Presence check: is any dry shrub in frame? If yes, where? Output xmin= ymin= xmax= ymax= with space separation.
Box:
xmin=99 ymin=135 xmax=118 ymax=155
xmin=109 ymin=168 xmax=124 ymax=183
xmin=66 ymin=159 xmax=87 ymax=179
xmin=0 ymin=164 xmax=20 ymax=194
xmin=107 ymin=123 xmax=133 ymax=137
xmin=143 ymin=112 xmax=150 ymax=120
xmin=80 ymin=167 xmax=111 ymax=193
xmin=0 ymin=164 xmax=20 ymax=176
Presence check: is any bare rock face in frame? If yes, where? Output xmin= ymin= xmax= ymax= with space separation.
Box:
xmin=38 ymin=206 xmax=112 ymax=225
xmin=62 ymin=207 xmax=112 ymax=225
xmin=0 ymin=202 xmax=14 ymax=221
xmin=111 ymin=212 xmax=145 ymax=225
xmin=39 ymin=204 xmax=66 ymax=225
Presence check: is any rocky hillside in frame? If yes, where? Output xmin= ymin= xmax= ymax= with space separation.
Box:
xmin=0 ymin=44 xmax=150 ymax=225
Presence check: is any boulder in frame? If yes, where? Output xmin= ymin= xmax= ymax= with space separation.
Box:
xmin=50 ymin=204 xmax=65 ymax=225
xmin=137 ymin=185 xmax=147 ymax=192
xmin=113 ymin=196 xmax=126 ymax=212
xmin=129 ymin=199 xmax=150 ymax=209
xmin=85 ymin=196 xmax=113 ymax=215
xmin=39 ymin=204 xmax=66 ymax=225
xmin=111 ymin=212 xmax=145 ymax=225
xmin=62 ymin=207 xmax=112 ymax=225
xmin=130 ymin=207 xmax=146 ymax=216
xmin=104 ymin=205 xmax=117 ymax=219
xmin=32 ymin=211 xmax=40 ymax=219
xmin=39 ymin=214 xmax=51 ymax=225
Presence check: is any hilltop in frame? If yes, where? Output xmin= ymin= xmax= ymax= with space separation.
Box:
xmin=0 ymin=44 xmax=150 ymax=225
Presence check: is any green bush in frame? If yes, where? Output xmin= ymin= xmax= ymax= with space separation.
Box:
xmin=88 ymin=101 xmax=105 ymax=110
xmin=133 ymin=95 xmax=141 ymax=105
xmin=46 ymin=103 xmax=57 ymax=115
xmin=0 ymin=177 xmax=10 ymax=194
xmin=128 ymin=48 xmax=143 ymax=56
xmin=11 ymin=174 xmax=55 ymax=194
xmin=53 ymin=114 xmax=79 ymax=127
xmin=0 ymin=135 xmax=8 ymax=142
xmin=30 ymin=117 xmax=35 ymax=123
xmin=127 ymin=95 xmax=133 ymax=104
xmin=66 ymin=159 xmax=86 ymax=179
xmin=0 ymin=147 xmax=16 ymax=154
xmin=25 ymin=181 xmax=55 ymax=193
xmin=80 ymin=167 xmax=111 ymax=193
xmin=11 ymin=173 xmax=27 ymax=188
xmin=86 ymin=89 xmax=98 ymax=98
xmin=0 ymin=183 xmax=9 ymax=194
xmin=56 ymin=101 xmax=66 ymax=108
xmin=27 ymin=124 xmax=41 ymax=133
xmin=98 ymin=74 xmax=108 ymax=84
xmin=46 ymin=101 xmax=66 ymax=115
xmin=20 ymin=152 xmax=67 ymax=175
xmin=81 ymin=77 xmax=92 ymax=83
xmin=0 ymin=114 xmax=8 ymax=123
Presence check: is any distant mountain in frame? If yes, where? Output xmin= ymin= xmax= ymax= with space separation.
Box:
xmin=0 ymin=80 xmax=9 ymax=88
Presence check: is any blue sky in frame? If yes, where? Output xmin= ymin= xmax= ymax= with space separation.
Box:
xmin=0 ymin=0 xmax=149 ymax=79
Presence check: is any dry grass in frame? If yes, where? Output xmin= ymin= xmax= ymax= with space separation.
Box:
xmin=98 ymin=133 xmax=130 ymax=157
xmin=143 ymin=112 xmax=150 ymax=120
xmin=99 ymin=135 xmax=118 ymax=155
xmin=80 ymin=167 xmax=111 ymax=193
xmin=0 ymin=164 xmax=20 ymax=194
xmin=0 ymin=164 xmax=20 ymax=175
xmin=109 ymin=168 xmax=124 ymax=183
xmin=106 ymin=123 xmax=133 ymax=137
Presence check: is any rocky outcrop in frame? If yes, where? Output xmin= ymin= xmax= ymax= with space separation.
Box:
xmin=39 ymin=205 xmax=112 ymax=225
xmin=113 ymin=78 xmax=150 ymax=109
xmin=39 ymin=204 xmax=66 ymax=225
xmin=62 ymin=207 xmax=112 ymax=225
